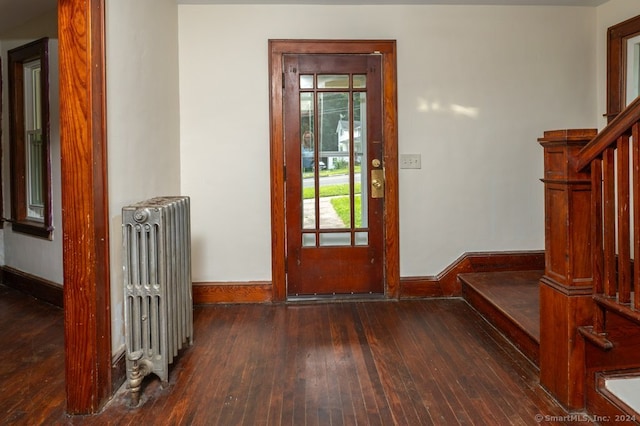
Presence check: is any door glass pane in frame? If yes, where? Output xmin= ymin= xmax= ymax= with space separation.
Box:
xmin=319 ymin=92 xmax=349 ymax=229
xmin=320 ymin=232 xmax=351 ymax=247
xmin=300 ymin=92 xmax=316 ymax=229
xmin=353 ymin=74 xmax=367 ymax=89
xmin=354 ymin=92 xmax=368 ymax=229
xmin=355 ymin=232 xmax=368 ymax=246
xmin=298 ymin=70 xmax=372 ymax=250
xmin=318 ymin=75 xmax=349 ymax=89
xmin=302 ymin=233 xmax=316 ymax=247
xmin=300 ymin=74 xmax=314 ymax=89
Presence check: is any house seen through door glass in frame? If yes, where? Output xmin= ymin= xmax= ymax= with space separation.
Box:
xmin=299 ymin=73 xmax=369 ymax=248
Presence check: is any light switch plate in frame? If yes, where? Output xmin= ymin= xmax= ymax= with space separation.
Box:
xmin=400 ymin=154 xmax=421 ymax=169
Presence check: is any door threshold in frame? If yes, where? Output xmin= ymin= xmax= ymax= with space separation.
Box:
xmin=286 ymin=293 xmax=386 ymax=303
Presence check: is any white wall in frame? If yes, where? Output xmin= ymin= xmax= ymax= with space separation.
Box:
xmin=179 ymin=4 xmax=597 ymax=281
xmin=596 ymin=0 xmax=640 ymax=129
xmin=106 ymin=0 xmax=181 ymax=355
xmin=0 ymin=10 xmax=62 ymax=283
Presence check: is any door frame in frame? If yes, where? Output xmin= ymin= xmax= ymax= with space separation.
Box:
xmin=268 ymin=40 xmax=399 ymax=301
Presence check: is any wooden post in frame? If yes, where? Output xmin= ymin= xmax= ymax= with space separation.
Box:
xmin=59 ymin=0 xmax=112 ymax=414
xmin=538 ymin=129 xmax=597 ymax=410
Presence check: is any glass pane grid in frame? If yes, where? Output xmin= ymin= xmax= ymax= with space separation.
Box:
xmin=299 ymin=72 xmax=370 ymax=248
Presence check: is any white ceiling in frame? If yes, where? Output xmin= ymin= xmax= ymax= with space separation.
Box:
xmin=0 ymin=0 xmax=609 ymax=36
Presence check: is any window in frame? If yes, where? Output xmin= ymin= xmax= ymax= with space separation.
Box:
xmin=606 ymin=14 xmax=640 ymax=121
xmin=8 ymin=38 xmax=52 ymax=238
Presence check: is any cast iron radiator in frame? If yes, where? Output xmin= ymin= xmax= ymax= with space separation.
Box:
xmin=122 ymin=196 xmax=192 ymax=405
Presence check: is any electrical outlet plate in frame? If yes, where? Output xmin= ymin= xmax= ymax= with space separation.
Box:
xmin=400 ymin=154 xmax=421 ymax=169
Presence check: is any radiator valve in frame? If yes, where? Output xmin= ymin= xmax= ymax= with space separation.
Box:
xmin=127 ymin=350 xmax=152 ymax=407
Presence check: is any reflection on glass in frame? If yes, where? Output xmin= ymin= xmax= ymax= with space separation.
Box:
xmin=300 ymin=74 xmax=314 ymax=89
xmin=320 ymin=233 xmax=351 ymax=247
xmin=318 ymin=75 xmax=349 ymax=89
xmin=355 ymin=232 xmax=368 ymax=246
xmin=319 ymin=91 xmax=350 ymax=229
xmin=300 ymin=92 xmax=315 ymax=229
xmin=299 ymin=72 xmax=371 ymax=247
xmin=353 ymin=75 xmax=367 ymax=88
xmin=354 ymin=92 xmax=368 ymax=229
xmin=627 ymin=35 xmax=640 ymax=105
xmin=303 ymin=196 xmax=316 ymax=229
xmin=302 ymin=233 xmax=316 ymax=247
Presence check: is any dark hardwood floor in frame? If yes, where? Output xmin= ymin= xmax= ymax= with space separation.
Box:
xmin=0 ymin=284 xmax=66 ymax=424
xmin=1 ymin=283 xmax=588 ymax=425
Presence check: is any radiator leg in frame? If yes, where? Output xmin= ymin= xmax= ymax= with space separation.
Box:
xmin=127 ymin=351 xmax=152 ymax=407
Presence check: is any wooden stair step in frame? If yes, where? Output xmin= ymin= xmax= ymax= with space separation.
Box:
xmin=460 ymin=270 xmax=542 ymax=366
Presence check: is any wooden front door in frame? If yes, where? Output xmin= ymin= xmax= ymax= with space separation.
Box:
xmin=283 ymin=53 xmax=384 ymax=297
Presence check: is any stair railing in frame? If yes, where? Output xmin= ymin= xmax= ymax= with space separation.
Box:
xmin=576 ymin=95 xmax=640 ymax=342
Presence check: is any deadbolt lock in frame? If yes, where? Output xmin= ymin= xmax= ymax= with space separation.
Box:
xmin=372 ymin=158 xmax=381 ymax=168
xmin=371 ymin=169 xmax=384 ymax=198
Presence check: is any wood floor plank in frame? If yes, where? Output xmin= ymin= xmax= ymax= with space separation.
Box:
xmin=1 ymin=284 xmax=591 ymax=425
xmin=328 ymin=305 xmax=364 ymax=425
xmin=359 ymin=303 xmax=433 ymax=425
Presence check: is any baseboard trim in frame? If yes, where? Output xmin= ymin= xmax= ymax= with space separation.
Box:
xmin=193 ymin=281 xmax=272 ymax=304
xmin=1 ymin=266 xmax=63 ymax=307
xmin=192 ymin=251 xmax=544 ymax=303
xmin=111 ymin=350 xmax=127 ymax=394
xmin=399 ymin=250 xmax=545 ymax=298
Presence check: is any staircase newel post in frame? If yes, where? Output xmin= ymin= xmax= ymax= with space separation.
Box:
xmin=538 ymin=129 xmax=597 ymax=410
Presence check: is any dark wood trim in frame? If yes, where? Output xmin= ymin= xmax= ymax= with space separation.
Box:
xmin=0 ymin=266 xmax=63 ymax=307
xmin=606 ymin=14 xmax=640 ymax=122
xmin=594 ymin=294 xmax=640 ymax=326
xmin=399 ymin=251 xmax=545 ymax=298
xmin=7 ymin=37 xmax=53 ymax=239
xmin=59 ymin=0 xmax=111 ymax=414
xmin=111 ymin=350 xmax=127 ymax=396
xmin=193 ymin=282 xmax=272 ymax=304
xmin=576 ymin=97 xmax=640 ymax=171
xmin=268 ymin=40 xmax=399 ymax=302
xmin=539 ymin=275 xmax=593 ymax=297
xmin=578 ymin=325 xmax=613 ymax=351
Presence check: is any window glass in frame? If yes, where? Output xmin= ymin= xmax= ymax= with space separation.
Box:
xmin=8 ymin=38 xmax=52 ymax=238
